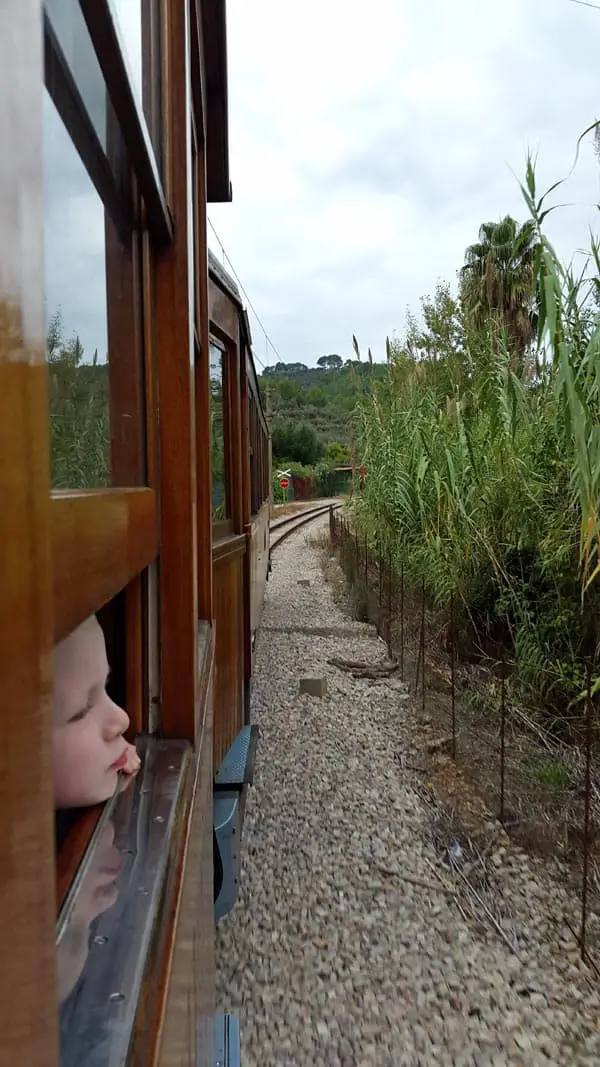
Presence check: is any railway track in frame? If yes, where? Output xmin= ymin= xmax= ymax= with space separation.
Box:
xmin=269 ymin=500 xmax=342 ymax=552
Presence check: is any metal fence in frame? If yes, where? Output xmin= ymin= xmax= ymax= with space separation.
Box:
xmin=329 ymin=507 xmax=599 ymax=973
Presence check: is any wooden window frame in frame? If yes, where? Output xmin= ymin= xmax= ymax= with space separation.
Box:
xmin=79 ymin=0 xmax=172 ymax=247
xmin=44 ymin=14 xmax=133 ymax=241
xmin=209 ymin=332 xmax=234 ymax=539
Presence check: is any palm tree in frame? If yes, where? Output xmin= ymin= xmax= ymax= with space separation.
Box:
xmin=460 ymin=215 xmax=538 ymax=370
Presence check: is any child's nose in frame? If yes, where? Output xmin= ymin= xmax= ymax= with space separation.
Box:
xmin=103 ymin=697 xmax=130 ymax=739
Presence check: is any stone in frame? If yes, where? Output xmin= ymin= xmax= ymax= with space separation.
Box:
xmin=215 ymin=510 xmax=600 ymax=1066
xmin=299 ymin=676 xmax=327 ymax=697
xmin=298 ymin=578 xmax=312 ymax=587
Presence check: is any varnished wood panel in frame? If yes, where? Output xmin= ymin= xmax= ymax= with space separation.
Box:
xmin=194 ymin=142 xmax=213 ymax=622
xmin=51 ymin=487 xmax=158 ymax=642
xmin=209 ymin=282 xmax=237 ymax=342
xmin=250 ymin=502 xmax=270 ymax=637
xmin=157 ymin=639 xmax=215 ymax=1067
xmin=154 ymin=0 xmax=199 ymax=741
xmin=212 ymin=542 xmax=245 ymax=767
xmin=106 ymin=217 xmax=146 ymax=486
xmin=0 ymin=3 xmax=59 ymax=1062
xmin=201 ymin=0 xmax=231 ymax=202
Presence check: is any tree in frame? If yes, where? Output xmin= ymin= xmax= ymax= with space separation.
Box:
xmin=323 ymin=441 xmax=348 ymax=466
xmin=271 ymin=420 xmax=323 ymax=466
xmin=317 ymin=354 xmax=343 ymax=370
xmin=47 ymin=310 xmax=110 ymax=488
xmin=305 ymin=386 xmax=327 ymax=408
xmin=459 ymin=215 xmax=538 ymax=369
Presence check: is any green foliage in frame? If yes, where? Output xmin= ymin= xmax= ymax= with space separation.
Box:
xmin=530 ymin=759 xmax=572 ymax=789
xmin=351 ymin=163 xmax=600 ymax=722
xmin=271 ymin=421 xmax=323 ymax=467
xmin=323 ymin=441 xmax=349 ymax=466
xmin=261 ymin=358 xmax=387 ymax=456
xmin=317 ymin=353 xmax=343 ymax=370
xmin=47 ymin=310 xmax=110 ymax=488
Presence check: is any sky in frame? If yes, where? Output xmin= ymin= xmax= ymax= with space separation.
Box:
xmin=209 ymin=0 xmax=600 ymax=369
xmin=43 ymin=0 xmax=600 ymax=370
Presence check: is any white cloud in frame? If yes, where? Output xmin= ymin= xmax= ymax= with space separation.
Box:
xmin=210 ymin=0 xmax=600 ymax=367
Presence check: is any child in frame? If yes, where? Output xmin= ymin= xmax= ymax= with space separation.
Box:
xmin=53 ymin=615 xmax=141 ymax=809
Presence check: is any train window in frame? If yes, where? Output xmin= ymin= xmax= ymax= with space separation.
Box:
xmin=43 ymin=87 xmax=144 ymax=488
xmin=112 ymin=0 xmax=164 ymax=167
xmin=45 ymin=0 xmax=117 ymax=165
xmin=43 ymin=91 xmax=112 ymax=489
xmin=210 ymin=341 xmax=230 ymax=522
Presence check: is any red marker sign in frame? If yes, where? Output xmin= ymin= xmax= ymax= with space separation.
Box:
xmin=279 ymin=477 xmax=289 ymax=489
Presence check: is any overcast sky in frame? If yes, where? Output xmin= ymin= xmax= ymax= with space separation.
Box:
xmin=209 ymin=0 xmax=600 ymax=369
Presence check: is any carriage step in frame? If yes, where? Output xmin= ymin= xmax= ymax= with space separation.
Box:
xmin=214 ymin=1013 xmax=241 ymax=1067
xmin=213 ymin=792 xmax=241 ymax=919
xmin=214 ymin=724 xmax=258 ymax=793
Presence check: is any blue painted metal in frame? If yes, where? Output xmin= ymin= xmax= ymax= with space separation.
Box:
xmin=214 ymin=724 xmax=258 ymax=791
xmin=213 ymin=793 xmax=241 ymax=920
xmin=213 ymin=1013 xmax=241 ymax=1067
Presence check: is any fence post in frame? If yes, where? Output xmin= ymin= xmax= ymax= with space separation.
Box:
xmin=499 ymin=646 xmax=506 ymax=826
xmin=329 ymin=504 xmax=334 ymax=540
xmin=364 ymin=535 xmax=368 ymax=588
xmin=420 ymin=576 xmax=426 ymax=714
xmin=450 ymin=591 xmax=456 ymax=760
xmin=378 ymin=540 xmax=383 ymax=636
xmin=580 ymin=665 xmax=593 ymax=961
xmin=387 ymin=553 xmax=393 ymax=659
xmin=400 ymin=562 xmax=405 ymax=681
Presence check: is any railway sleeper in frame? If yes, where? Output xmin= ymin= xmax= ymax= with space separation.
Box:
xmin=213 ymin=724 xmax=259 ymax=920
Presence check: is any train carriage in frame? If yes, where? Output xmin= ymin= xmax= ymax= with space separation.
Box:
xmin=0 ymin=2 xmax=268 ymax=1065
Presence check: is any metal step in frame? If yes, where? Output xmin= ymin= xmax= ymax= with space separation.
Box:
xmin=214 ymin=724 xmax=258 ymax=792
xmin=213 ymin=793 xmax=241 ymax=920
xmin=213 ymin=1013 xmax=241 ymax=1067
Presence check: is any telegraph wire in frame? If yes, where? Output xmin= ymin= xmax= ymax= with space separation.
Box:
xmin=207 ymin=217 xmax=284 ymax=370
xmin=568 ymin=0 xmax=600 ymax=10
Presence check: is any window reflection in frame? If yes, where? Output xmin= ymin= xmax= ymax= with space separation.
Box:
xmin=111 ymin=0 xmax=142 ymax=100
xmin=43 ymin=86 xmax=144 ymax=488
xmin=45 ymin=0 xmax=113 ymax=159
xmin=43 ymin=91 xmax=111 ymax=488
xmin=57 ymin=818 xmax=122 ymax=1008
xmin=210 ymin=343 xmax=228 ymax=521
xmin=112 ymin=0 xmax=163 ymax=168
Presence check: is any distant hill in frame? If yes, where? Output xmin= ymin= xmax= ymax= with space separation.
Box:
xmin=259 ymin=358 xmax=387 ymax=460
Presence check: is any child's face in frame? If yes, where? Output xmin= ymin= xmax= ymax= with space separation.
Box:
xmin=53 ymin=616 xmax=131 ymax=808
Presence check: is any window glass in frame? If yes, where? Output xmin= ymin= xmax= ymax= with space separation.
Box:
xmin=45 ymin=0 xmax=115 ymax=161
xmin=111 ymin=0 xmax=142 ymax=99
xmin=43 ymin=90 xmax=142 ymax=488
xmin=210 ymin=342 xmax=228 ymax=521
xmin=112 ymin=0 xmax=163 ymax=168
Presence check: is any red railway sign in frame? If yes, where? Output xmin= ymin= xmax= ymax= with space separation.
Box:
xmin=279 ymin=477 xmax=289 ymax=489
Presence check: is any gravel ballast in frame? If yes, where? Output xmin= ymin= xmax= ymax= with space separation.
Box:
xmin=216 ymin=516 xmax=600 ymax=1066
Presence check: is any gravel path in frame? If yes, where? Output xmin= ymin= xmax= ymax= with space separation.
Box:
xmin=216 ymin=517 xmax=600 ymax=1066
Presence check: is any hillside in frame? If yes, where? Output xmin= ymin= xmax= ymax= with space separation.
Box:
xmin=259 ymin=358 xmax=387 ymax=463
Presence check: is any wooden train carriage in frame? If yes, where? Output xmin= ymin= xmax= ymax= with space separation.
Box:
xmin=0 ymin=1 xmax=268 ymax=1065
xmin=208 ymin=250 xmax=271 ymax=757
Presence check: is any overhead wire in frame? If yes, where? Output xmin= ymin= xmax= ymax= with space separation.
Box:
xmin=207 ymin=217 xmax=284 ymax=370
xmin=568 ymin=0 xmax=600 ymax=10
